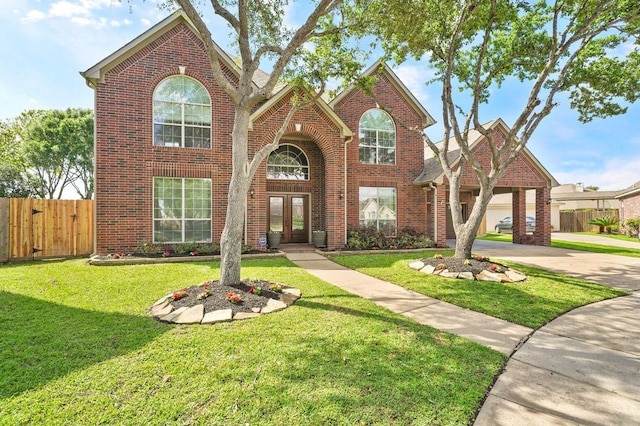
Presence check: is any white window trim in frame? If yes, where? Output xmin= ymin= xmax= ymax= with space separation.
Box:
xmin=358 ymin=109 xmax=397 ymax=165
xmin=153 ymin=177 xmax=212 ymax=243
xmin=153 ymin=76 xmax=212 ymax=148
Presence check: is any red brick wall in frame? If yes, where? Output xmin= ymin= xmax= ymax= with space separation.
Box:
xmin=621 ymin=193 xmax=640 ymax=222
xmin=459 ymin=130 xmax=548 ymax=189
xmin=93 ymin=22 xmax=236 ymax=253
xmin=332 ymin=72 xmax=428 ymax=235
xmin=247 ymin=91 xmax=346 ymax=248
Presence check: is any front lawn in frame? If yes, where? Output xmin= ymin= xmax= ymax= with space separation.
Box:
xmin=0 ymin=258 xmax=503 ymax=425
xmin=329 ymin=251 xmax=625 ymax=329
xmin=480 ymin=232 xmax=640 ymax=258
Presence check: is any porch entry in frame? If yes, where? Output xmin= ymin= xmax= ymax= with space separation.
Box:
xmin=268 ymin=194 xmax=309 ymax=243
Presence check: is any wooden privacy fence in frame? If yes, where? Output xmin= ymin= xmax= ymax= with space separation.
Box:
xmin=559 ymin=210 xmax=619 ymax=233
xmin=0 ymin=198 xmax=94 ymax=262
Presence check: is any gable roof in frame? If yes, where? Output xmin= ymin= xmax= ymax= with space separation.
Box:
xmin=616 ymin=180 xmax=640 ymax=199
xmin=249 ymin=85 xmax=352 ymax=140
xmin=80 ymin=10 xmax=244 ymax=88
xmin=329 ymin=59 xmax=436 ymax=128
xmin=414 ymin=118 xmax=559 ymax=187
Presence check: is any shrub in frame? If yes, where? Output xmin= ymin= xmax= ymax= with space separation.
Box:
xmin=135 ymin=240 xmax=164 ymax=256
xmin=198 ymin=242 xmax=220 ymax=255
xmin=588 ymin=216 xmax=619 ymax=233
xmin=396 ymin=226 xmax=435 ymax=249
xmin=346 ymin=226 xmax=388 ymax=250
xmin=173 ymin=241 xmax=200 ymax=255
xmin=623 ymin=217 xmax=640 ymax=237
xmin=345 ymin=226 xmax=434 ymax=250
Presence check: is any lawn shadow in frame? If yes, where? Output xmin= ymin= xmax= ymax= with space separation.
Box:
xmin=0 ymin=291 xmax=169 ymax=399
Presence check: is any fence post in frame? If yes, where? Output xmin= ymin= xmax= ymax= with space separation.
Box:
xmin=0 ymin=198 xmax=8 ymax=262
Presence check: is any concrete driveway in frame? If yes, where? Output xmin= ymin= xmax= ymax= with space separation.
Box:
xmin=471 ymin=235 xmax=640 ymax=425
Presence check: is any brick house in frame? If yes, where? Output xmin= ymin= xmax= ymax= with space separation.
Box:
xmin=616 ymin=180 xmax=640 ymax=228
xmin=414 ymin=119 xmax=557 ymax=246
xmin=81 ymin=10 xmax=554 ymax=254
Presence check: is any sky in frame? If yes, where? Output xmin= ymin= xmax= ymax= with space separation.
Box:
xmin=2 ymin=0 xmax=640 ymax=191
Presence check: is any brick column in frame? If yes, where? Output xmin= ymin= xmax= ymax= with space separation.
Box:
xmin=512 ymin=188 xmax=527 ymax=244
xmin=435 ymin=186 xmax=448 ymax=247
xmin=535 ymin=187 xmax=551 ymax=246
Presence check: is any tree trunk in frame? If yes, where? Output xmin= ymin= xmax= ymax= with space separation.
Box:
xmin=219 ymin=107 xmax=252 ymax=286
xmin=451 ymin=185 xmax=494 ymax=259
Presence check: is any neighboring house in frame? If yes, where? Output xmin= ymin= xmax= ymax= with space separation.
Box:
xmin=414 ymin=119 xmax=558 ymax=244
xmin=81 ymin=10 xmax=556 ymax=253
xmin=616 ymin=180 xmax=640 ymax=224
xmin=552 ymin=183 xmax=620 ymax=211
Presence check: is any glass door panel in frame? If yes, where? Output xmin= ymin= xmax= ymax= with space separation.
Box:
xmin=269 ymin=197 xmax=284 ymax=232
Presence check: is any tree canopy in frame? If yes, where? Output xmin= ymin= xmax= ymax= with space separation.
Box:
xmin=364 ymin=0 xmax=639 ymax=257
xmin=0 ymin=108 xmax=94 ymax=199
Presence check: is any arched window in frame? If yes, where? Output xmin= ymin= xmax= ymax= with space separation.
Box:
xmin=358 ymin=109 xmax=396 ymax=164
xmin=153 ymin=76 xmax=211 ymax=148
xmin=267 ymin=144 xmax=309 ymax=180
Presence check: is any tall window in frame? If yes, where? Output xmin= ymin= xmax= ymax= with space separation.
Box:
xmin=153 ymin=76 xmax=211 ymax=148
xmin=359 ymin=109 xmax=396 ymax=164
xmin=359 ymin=187 xmax=397 ymax=236
xmin=153 ymin=177 xmax=212 ymax=243
xmin=266 ymin=144 xmax=309 ymax=180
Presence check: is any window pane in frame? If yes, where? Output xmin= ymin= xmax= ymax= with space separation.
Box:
xmin=185 ymin=126 xmax=211 ymax=148
xmin=154 ymin=124 xmax=181 ymax=147
xmin=358 ymin=109 xmax=396 ymax=165
xmin=154 ymin=178 xmax=211 ymax=243
xmin=267 ymin=145 xmax=309 ymax=180
xmin=358 ymin=187 xmax=396 ymax=236
xmin=153 ymin=76 xmax=211 ymax=148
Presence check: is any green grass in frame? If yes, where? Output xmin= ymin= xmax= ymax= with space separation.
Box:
xmin=479 ymin=232 xmax=640 ymax=258
xmin=0 ymin=258 xmax=503 ymax=425
xmin=574 ymin=231 xmax=639 ymax=242
xmin=329 ymin=251 xmax=625 ymax=329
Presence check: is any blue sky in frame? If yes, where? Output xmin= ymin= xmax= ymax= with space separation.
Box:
xmin=3 ymin=0 xmax=639 ymax=191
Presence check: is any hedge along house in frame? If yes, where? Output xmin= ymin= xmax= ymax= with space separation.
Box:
xmin=81 ymin=10 xmax=435 ymax=254
xmin=414 ymin=119 xmax=558 ymax=246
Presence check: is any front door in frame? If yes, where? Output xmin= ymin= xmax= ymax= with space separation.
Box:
xmin=268 ymin=194 xmax=309 ymax=243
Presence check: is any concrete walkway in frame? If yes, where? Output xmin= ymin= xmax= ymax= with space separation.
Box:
xmin=286 ymin=252 xmax=532 ymax=356
xmin=471 ymin=238 xmax=640 ymax=425
xmin=286 ymin=235 xmax=640 ymax=425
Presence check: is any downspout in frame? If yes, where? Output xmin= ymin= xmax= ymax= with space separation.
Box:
xmin=428 ymin=182 xmax=437 ymax=245
xmin=344 ymin=135 xmax=353 ymax=245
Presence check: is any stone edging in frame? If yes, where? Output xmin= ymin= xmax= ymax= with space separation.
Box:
xmin=149 ymin=287 xmax=301 ymax=325
xmin=408 ymin=260 xmax=527 ymax=283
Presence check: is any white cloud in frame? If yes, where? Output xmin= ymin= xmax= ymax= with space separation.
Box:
xmin=552 ymin=156 xmax=640 ymax=191
xmin=50 ymin=1 xmax=90 ymax=18
xmin=22 ymin=9 xmax=46 ymax=22
xmin=394 ymin=63 xmax=436 ymax=108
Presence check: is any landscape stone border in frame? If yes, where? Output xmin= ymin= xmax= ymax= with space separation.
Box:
xmin=408 ymin=260 xmax=527 ymax=283
xmin=150 ymin=286 xmax=301 ymax=325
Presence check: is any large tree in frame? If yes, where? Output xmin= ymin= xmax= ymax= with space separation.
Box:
xmin=167 ymin=0 xmax=368 ymax=285
xmin=367 ymin=0 xmax=640 ymax=258
xmin=7 ymin=108 xmax=94 ymax=199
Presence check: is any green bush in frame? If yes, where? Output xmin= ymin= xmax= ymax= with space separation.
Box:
xmin=395 ymin=226 xmax=435 ymax=249
xmin=173 ymin=241 xmax=200 ymax=255
xmin=588 ymin=215 xmax=619 ymax=233
xmin=623 ymin=217 xmax=640 ymax=237
xmin=134 ymin=240 xmax=164 ymax=256
xmin=345 ymin=226 xmax=434 ymax=250
xmin=346 ymin=226 xmax=388 ymax=250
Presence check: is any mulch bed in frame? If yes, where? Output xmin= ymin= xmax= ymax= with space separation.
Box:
xmin=419 ymin=256 xmax=504 ymax=275
xmin=170 ymin=280 xmax=284 ymax=315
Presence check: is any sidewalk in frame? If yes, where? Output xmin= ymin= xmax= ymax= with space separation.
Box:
xmin=286 ymin=243 xmax=640 ymax=425
xmin=285 ymin=252 xmax=532 ymax=356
